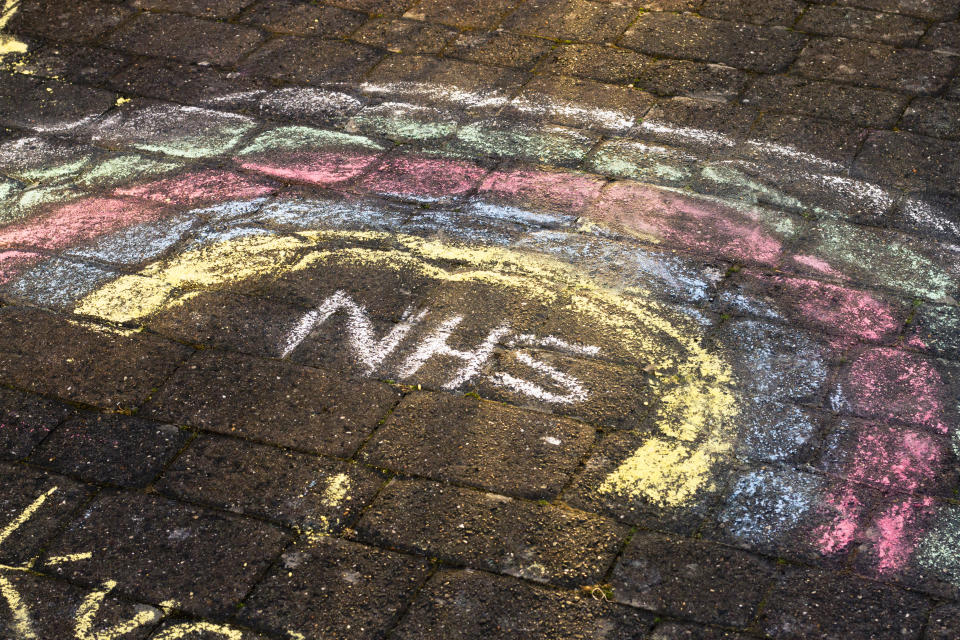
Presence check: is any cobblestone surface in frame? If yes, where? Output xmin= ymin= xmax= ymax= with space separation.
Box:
xmin=0 ymin=0 xmax=959 ymax=637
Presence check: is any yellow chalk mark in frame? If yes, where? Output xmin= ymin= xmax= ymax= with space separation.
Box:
xmin=152 ymin=622 xmax=244 ymax=640
xmin=75 ymin=580 xmax=162 ymax=640
xmin=0 ymin=0 xmax=27 ymax=59
xmin=77 ymin=230 xmax=739 ymax=507
xmin=44 ymin=551 xmax=92 ymax=566
xmin=300 ymin=472 xmax=354 ymax=544
xmin=322 ymin=473 xmax=351 ymax=506
xmin=0 ymin=572 xmax=36 ymax=640
xmin=75 ymin=234 xmax=306 ymax=321
xmin=0 ymin=487 xmax=56 ymax=547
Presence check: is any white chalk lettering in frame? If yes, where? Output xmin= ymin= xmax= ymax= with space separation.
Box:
xmin=281 ymin=290 xmax=428 ymax=372
xmin=489 ymin=351 xmax=589 ymax=404
xmin=399 ymin=315 xmax=512 ymax=389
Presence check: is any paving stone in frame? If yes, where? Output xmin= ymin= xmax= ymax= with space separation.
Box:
xmin=403 ymin=0 xmax=522 ymax=29
xmin=831 ymin=0 xmax=960 ymax=21
xmin=393 ymin=569 xmax=655 ymax=640
xmin=477 ymin=349 xmax=655 ymax=429
xmin=611 ymin=531 xmax=775 ymax=626
xmin=240 ymin=37 xmax=383 ymax=84
xmin=158 ymin=435 xmax=383 ymax=534
xmin=0 ymin=464 xmax=90 ymax=565
xmin=7 ymin=0 xmax=132 ymax=43
xmin=12 ymin=43 xmax=132 ymax=86
xmin=347 ymin=101 xmax=459 ymax=145
xmin=449 ymin=118 xmax=598 ymax=167
xmin=357 ymin=478 xmax=627 ymax=585
xmin=758 ymin=566 xmax=930 ymax=639
xmin=1 ymin=390 xmax=68 ymax=464
xmin=363 ymin=55 xmax=526 ymax=114
xmin=539 ymin=45 xmax=750 ymax=99
xmin=706 ymin=466 xmax=890 ymax=565
xmin=105 ymin=12 xmax=264 ymax=66
xmin=634 ymin=97 xmax=757 ymax=151
xmin=535 ymin=43 xmax=649 ymax=85
xmin=361 ymin=391 xmax=595 ymax=499
xmin=0 ymin=307 xmax=191 ymax=410
xmin=504 ymin=0 xmax=637 ymax=43
xmin=921 ymin=21 xmax=960 ymax=53
xmin=649 ymin=623 xmax=755 ymax=640
xmin=854 ymin=130 xmax=960 ymax=194
xmin=476 ymin=166 xmax=606 ymax=214
xmin=330 ymin=0 xmax=416 ymax=14
xmin=908 ymin=304 xmax=960 ymax=361
xmin=91 ymin=101 xmax=255 ymax=159
xmin=256 ymin=87 xmax=365 ymax=127
xmin=696 ymin=157 xmax=893 ymax=225
xmin=893 ymin=192 xmax=960 ymax=245
xmin=742 ymin=74 xmax=906 ymax=128
xmin=796 ymin=5 xmax=927 ymax=46
xmin=621 ymin=13 xmax=806 ymax=72
xmin=926 ymin=604 xmax=960 ymax=639
xmin=445 ymin=31 xmax=554 ymax=70
xmin=0 ymin=72 xmax=115 ymax=133
xmin=831 ymin=347 xmax=956 ymax=434
xmin=510 ymin=75 xmax=654 ymax=134
xmin=0 ymin=571 xmax=161 ymax=640
xmin=902 ymin=98 xmax=960 ymax=140
xmin=353 ymin=17 xmax=457 ymax=54
xmin=239 ymin=0 xmax=365 ymax=36
xmin=5 ymin=255 xmax=119 ymax=310
xmin=700 ymin=0 xmax=803 ymax=26
xmin=108 ymin=58 xmax=269 ymax=106
xmin=847 ymin=495 xmax=960 ymax=600
xmin=794 ymin=37 xmax=956 ymax=95
xmin=144 ymin=350 xmax=398 ymax=457
xmin=30 ymin=413 xmax=189 ymax=488
xmin=564 ymin=430 xmax=728 ymax=534
xmin=635 ymin=0 xmax=702 ymax=8
xmin=586 ymin=139 xmax=698 ymax=186
xmin=148 ymin=620 xmax=271 ymax=640
xmin=358 ymin=152 xmax=489 ymax=201
xmin=67 ymin=210 xmax=194 ymax=265
xmin=132 ymin=0 xmax=253 ymax=18
xmin=637 ymin=60 xmax=750 ymax=101
xmin=745 ymin=113 xmax=864 ymax=168
xmin=146 ymin=290 xmax=306 ymax=357
xmin=238 ymin=537 xmax=429 ymax=640
xmin=47 ymin=492 xmax=288 ymax=615
xmin=819 ymin=418 xmax=958 ymax=498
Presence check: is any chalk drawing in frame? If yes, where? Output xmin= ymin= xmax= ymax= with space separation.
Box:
xmin=0 ymin=89 xmax=956 ymax=584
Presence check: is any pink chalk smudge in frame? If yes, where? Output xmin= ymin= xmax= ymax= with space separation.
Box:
xmin=115 ymin=170 xmax=275 ymax=207
xmin=590 ymin=182 xmax=782 ymax=265
xmin=815 ymin=487 xmax=864 ymax=555
xmin=0 ymin=250 xmax=43 ymax=284
xmin=873 ymin=497 xmax=935 ymax=574
xmin=239 ymin=151 xmax=380 ymax=186
xmin=359 ymin=155 xmax=488 ymax=200
xmin=906 ymin=334 xmax=928 ymax=350
xmin=0 ymin=198 xmax=166 ymax=251
xmin=478 ymin=168 xmax=606 ymax=213
xmin=791 ymin=254 xmax=848 ymax=280
xmin=842 ymin=348 xmax=948 ymax=433
xmin=764 ymin=275 xmax=900 ymax=341
xmin=845 ymin=424 xmax=942 ymax=494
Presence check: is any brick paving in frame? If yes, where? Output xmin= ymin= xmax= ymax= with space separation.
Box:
xmin=0 ymin=1 xmax=959 ymax=638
